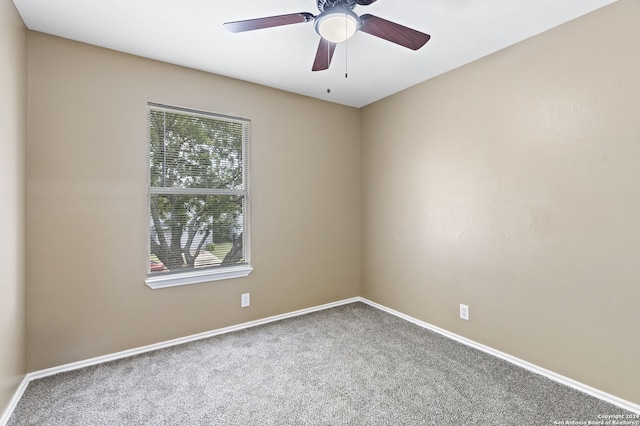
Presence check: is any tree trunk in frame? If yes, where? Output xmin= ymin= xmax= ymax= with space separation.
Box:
xmin=222 ymin=233 xmax=244 ymax=265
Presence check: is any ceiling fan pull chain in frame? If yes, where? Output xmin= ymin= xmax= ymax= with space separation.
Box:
xmin=327 ymin=41 xmax=331 ymax=93
xmin=345 ymin=46 xmax=348 ymax=79
xmin=345 ymin=12 xmax=349 ymax=79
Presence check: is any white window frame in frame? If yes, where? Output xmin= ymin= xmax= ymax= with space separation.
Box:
xmin=145 ymin=103 xmax=252 ymax=289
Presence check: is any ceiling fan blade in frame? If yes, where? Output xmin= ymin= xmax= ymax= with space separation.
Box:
xmin=356 ymin=0 xmax=378 ymax=5
xmin=224 ymin=12 xmax=314 ymax=33
xmin=359 ymin=14 xmax=430 ymax=50
xmin=312 ymin=38 xmax=337 ymax=71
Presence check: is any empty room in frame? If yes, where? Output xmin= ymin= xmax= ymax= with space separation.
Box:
xmin=1 ymin=0 xmax=639 ymax=424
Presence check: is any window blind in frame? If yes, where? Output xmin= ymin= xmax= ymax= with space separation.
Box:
xmin=147 ymin=104 xmax=250 ymax=276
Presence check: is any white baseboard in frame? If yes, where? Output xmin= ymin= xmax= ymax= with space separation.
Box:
xmin=0 ymin=297 xmax=358 ymax=425
xmin=0 ymin=375 xmax=29 ymax=426
xmin=359 ymin=297 xmax=640 ymax=415
xmin=27 ymin=297 xmax=361 ymax=381
xmin=2 ymin=295 xmax=638 ymax=424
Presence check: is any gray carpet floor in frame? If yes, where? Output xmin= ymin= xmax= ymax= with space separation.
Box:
xmin=8 ymin=302 xmax=633 ymax=425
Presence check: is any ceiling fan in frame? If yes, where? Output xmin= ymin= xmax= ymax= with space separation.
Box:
xmin=224 ymin=0 xmax=431 ymax=72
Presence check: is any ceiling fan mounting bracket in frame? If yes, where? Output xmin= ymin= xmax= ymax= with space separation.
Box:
xmin=317 ymin=0 xmax=357 ymax=13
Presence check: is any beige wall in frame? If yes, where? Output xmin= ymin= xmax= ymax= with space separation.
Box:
xmin=0 ymin=0 xmax=27 ymax=417
xmin=26 ymin=32 xmax=360 ymax=371
xmin=361 ymin=0 xmax=639 ymax=404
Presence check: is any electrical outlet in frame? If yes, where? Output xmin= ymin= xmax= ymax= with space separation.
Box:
xmin=459 ymin=304 xmax=469 ymax=320
xmin=241 ymin=293 xmax=250 ymax=308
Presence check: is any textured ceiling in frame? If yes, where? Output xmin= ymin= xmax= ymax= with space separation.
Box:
xmin=13 ymin=0 xmax=618 ymax=107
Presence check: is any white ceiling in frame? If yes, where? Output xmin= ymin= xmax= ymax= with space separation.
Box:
xmin=13 ymin=0 xmax=617 ymax=108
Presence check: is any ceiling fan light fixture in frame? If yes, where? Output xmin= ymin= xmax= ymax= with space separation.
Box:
xmin=315 ymin=8 xmax=360 ymax=43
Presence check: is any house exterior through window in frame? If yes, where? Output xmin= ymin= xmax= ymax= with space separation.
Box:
xmin=146 ymin=103 xmax=251 ymax=289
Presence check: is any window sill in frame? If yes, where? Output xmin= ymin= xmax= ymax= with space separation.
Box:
xmin=145 ymin=265 xmax=253 ymax=289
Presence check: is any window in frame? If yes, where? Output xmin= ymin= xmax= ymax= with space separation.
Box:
xmin=146 ymin=103 xmax=251 ymax=289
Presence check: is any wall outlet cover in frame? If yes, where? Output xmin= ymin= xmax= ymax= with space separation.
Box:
xmin=460 ymin=304 xmax=469 ymax=320
xmin=241 ymin=293 xmax=250 ymax=308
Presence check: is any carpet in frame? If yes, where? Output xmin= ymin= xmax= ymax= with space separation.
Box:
xmin=8 ymin=302 xmax=633 ymax=425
